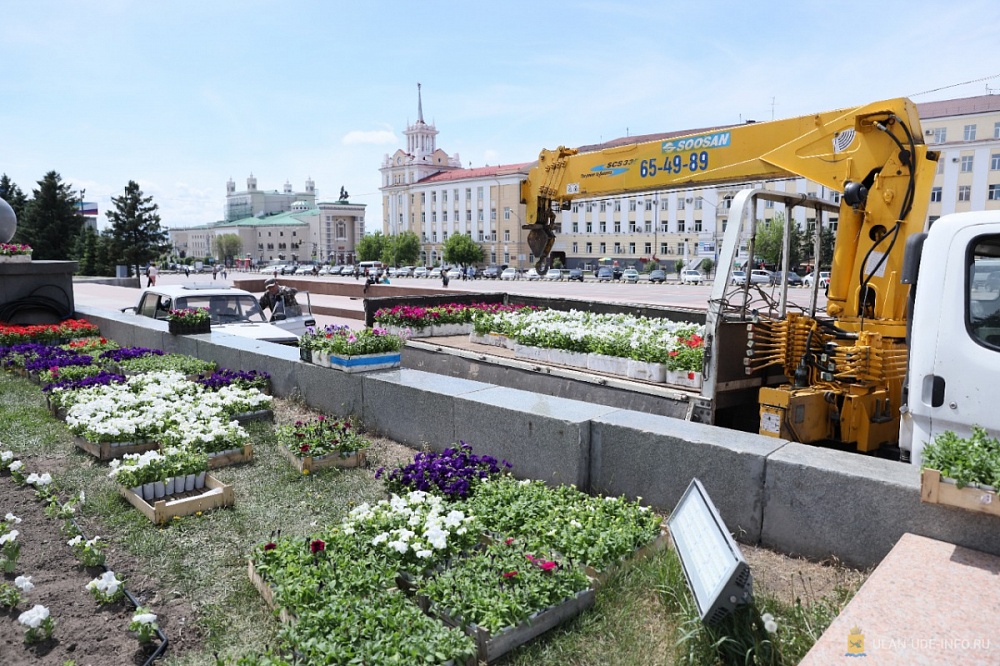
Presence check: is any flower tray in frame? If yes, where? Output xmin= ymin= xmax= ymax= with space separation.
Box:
xmin=207 ymin=443 xmax=254 ymax=469
xmin=117 ymin=474 xmax=234 ymax=525
xmin=74 ymin=435 xmax=159 ymax=461
xmin=45 ymin=396 xmax=66 ymax=420
xmin=434 ymin=588 xmax=595 ymax=664
xmin=666 ymin=369 xmax=703 ymax=389
xmin=168 ymin=320 xmax=211 ymax=335
xmin=469 ymin=332 xmax=510 ymax=348
xmin=246 ymin=559 xmax=297 ymax=624
xmin=327 ymin=351 xmax=401 ymax=373
xmin=583 ymin=524 xmax=671 ymax=589
xmin=279 ymin=445 xmax=367 ymax=474
xmin=234 ymin=409 xmax=274 ymax=424
xmin=920 ymin=469 xmax=1000 ymax=517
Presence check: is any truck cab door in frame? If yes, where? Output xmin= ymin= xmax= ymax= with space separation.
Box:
xmin=904 ymin=212 xmax=1000 ymax=465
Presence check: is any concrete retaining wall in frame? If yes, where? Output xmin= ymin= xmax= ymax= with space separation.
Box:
xmin=73 ymin=305 xmax=1000 ymax=568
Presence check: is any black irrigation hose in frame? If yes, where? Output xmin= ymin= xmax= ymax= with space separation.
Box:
xmin=54 ymin=495 xmax=170 ymax=664
xmin=0 ymin=284 xmax=74 ymax=322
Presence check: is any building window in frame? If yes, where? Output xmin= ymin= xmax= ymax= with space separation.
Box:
xmin=995 ymin=122 xmax=1000 ymax=139
xmin=629 ymin=242 xmax=635 ymax=254
xmin=989 ymin=184 xmax=1000 ymax=201
xmin=572 ymin=204 xmax=579 ymax=213
xmin=931 ymin=187 xmax=942 ymax=202
xmin=442 ymin=190 xmax=448 ymax=203
xmin=677 ymin=198 xmax=685 ymax=211
xmin=586 ymin=220 xmax=592 ymax=233
xmin=933 ymin=127 xmax=947 ymax=143
xmin=572 ymin=242 xmax=578 ymax=253
xmin=431 ymin=191 xmax=437 ymax=203
xmin=961 ymin=155 xmax=974 ymax=172
xmin=678 ymin=220 xmax=686 ymax=233
xmin=660 ymin=242 xmax=668 ymax=256
xmin=644 ymin=242 xmax=652 ymax=255
xmin=572 ymin=221 xmax=579 ymax=232
xmin=677 ymin=242 xmax=684 ymax=254
xmin=615 ymin=201 xmax=622 ymax=212
xmin=585 ymin=203 xmax=593 ymax=213
xmin=694 ymin=198 xmax=703 ymax=210
xmin=959 ymin=185 xmax=971 ymax=202
xmin=432 ymin=212 xmax=437 ymax=222
xmin=628 ymin=221 xmax=637 ymax=233
xmin=466 ymin=189 xmax=472 ymax=201
xmin=421 ymin=192 xmax=426 ymax=203
xmin=503 ymin=207 xmax=511 ymax=220
xmin=614 ymin=220 xmax=621 ymax=233
xmin=432 ymin=232 xmax=437 ymax=242
xmin=661 ymin=199 xmax=668 ymax=211
xmin=694 ymin=219 xmax=703 ymax=232
xmin=442 ymin=232 xmax=448 ymax=241
xmin=504 ymin=230 xmax=510 ymax=241
xmin=599 ymin=201 xmax=606 ymax=212
xmin=599 ymin=243 xmax=606 ymax=254
xmin=644 ymin=200 xmax=653 ymax=211
xmin=585 ymin=242 xmax=592 ymax=253
xmin=421 ymin=212 xmax=426 ymax=223
xmin=992 ymin=154 xmax=1000 ymax=170
xmin=466 ymin=210 xmax=472 ymax=222
xmin=477 ymin=187 xmax=484 ymax=199
xmin=964 ymin=124 xmax=977 ymax=141
xmin=629 ymin=200 xmax=637 ymax=212
xmin=613 ymin=242 xmax=622 ymax=253
xmin=476 ymin=210 xmax=483 ymax=222
xmin=442 ymin=211 xmax=448 ymax=222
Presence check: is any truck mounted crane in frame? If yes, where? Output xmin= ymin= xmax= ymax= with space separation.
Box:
xmin=520 ymin=97 xmax=996 ymax=459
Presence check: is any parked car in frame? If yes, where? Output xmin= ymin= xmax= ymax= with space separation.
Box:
xmin=294 ymin=265 xmax=314 ymax=276
xmin=596 ymin=267 xmax=614 ymax=282
xmin=749 ymin=269 xmax=773 ymax=285
xmin=803 ymin=271 xmax=831 ymax=288
xmin=622 ymin=268 xmax=640 ymax=283
xmin=500 ymin=267 xmax=519 ymax=281
xmin=412 ymin=266 xmax=429 ymax=278
xmin=731 ymin=271 xmax=747 ymax=285
xmin=544 ymin=268 xmax=564 ymax=281
xmin=482 ymin=266 xmax=501 ymax=279
xmin=567 ymin=268 xmax=585 ymax=282
xmin=123 ymin=284 xmax=315 ymax=345
xmin=680 ymin=270 xmax=703 ymax=284
xmin=428 ymin=267 xmax=443 ymax=279
xmin=648 ymin=269 xmax=667 ymax=284
xmin=770 ymin=271 xmax=804 ymax=286
xmin=525 ymin=268 xmax=541 ymax=281
xmin=446 ymin=267 xmax=463 ymax=280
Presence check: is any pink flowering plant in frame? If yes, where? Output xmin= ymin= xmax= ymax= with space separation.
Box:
xmin=166 ymin=308 xmax=210 ymax=325
xmin=374 ymin=302 xmax=537 ymax=329
xmin=311 ymin=324 xmax=402 ymax=356
xmin=0 ymin=243 xmax=32 ymax=256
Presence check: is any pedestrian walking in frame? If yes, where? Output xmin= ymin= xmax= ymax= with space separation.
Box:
xmin=212 ymin=266 xmax=218 ymax=280
xmin=146 ymin=264 xmax=158 ymax=287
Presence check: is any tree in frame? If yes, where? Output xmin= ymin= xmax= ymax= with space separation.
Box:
xmin=106 ymin=181 xmax=170 ymax=278
xmin=213 ymin=234 xmax=243 ymax=267
xmin=0 ymin=174 xmax=28 ymax=228
xmin=442 ymin=233 xmax=484 ymax=267
xmin=355 ymin=232 xmax=386 ymax=262
xmin=700 ymin=258 xmax=715 ymax=278
xmin=753 ymin=213 xmax=804 ymax=268
xmin=15 ymin=171 xmax=85 ymax=260
xmin=799 ymin=225 xmax=836 ymax=270
xmin=381 ymin=231 xmax=421 ymax=267
xmin=73 ymin=226 xmax=102 ymax=276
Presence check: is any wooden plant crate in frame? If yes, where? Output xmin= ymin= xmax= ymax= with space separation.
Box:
xmin=117 ymin=474 xmax=234 ymax=525
xmin=921 ymin=469 xmax=1000 ymax=517
xmin=583 ymin=524 xmax=671 ymax=589
xmin=207 ymin=443 xmax=254 ymax=469
xmin=279 ymin=445 xmax=366 ymax=474
xmin=74 ymin=436 xmax=159 ymax=461
xmin=247 ymin=559 xmax=296 ymax=624
xmin=436 ymin=589 xmax=595 ymax=664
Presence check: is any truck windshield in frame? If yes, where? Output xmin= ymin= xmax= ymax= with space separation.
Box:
xmin=968 ymin=236 xmax=1000 ymax=349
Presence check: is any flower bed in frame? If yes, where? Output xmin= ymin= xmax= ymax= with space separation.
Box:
xmin=469 ymin=309 xmax=705 ymax=387
xmin=0 ymin=319 xmax=100 ymax=346
xmin=300 ymin=325 xmax=403 ymax=371
xmin=374 ymin=303 xmax=536 ymax=336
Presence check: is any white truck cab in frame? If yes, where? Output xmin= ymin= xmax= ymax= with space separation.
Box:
xmin=902 ymin=211 xmax=1000 ymax=465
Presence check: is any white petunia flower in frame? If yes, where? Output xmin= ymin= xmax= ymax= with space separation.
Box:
xmin=67 ymin=536 xmax=83 ymax=547
xmin=18 ymin=604 xmax=49 ymax=628
xmin=14 ymin=575 xmax=34 ymax=592
xmin=0 ymin=530 xmax=19 ymax=545
xmin=5 ymin=512 xmax=21 ymax=524
xmin=132 ymin=612 xmax=157 ymax=625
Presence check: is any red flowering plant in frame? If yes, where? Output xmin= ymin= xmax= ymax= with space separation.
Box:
xmin=166 ymin=308 xmax=211 ymax=325
xmin=665 ymin=330 xmax=704 ymax=372
xmin=276 ymin=416 xmax=370 ymax=459
xmin=0 ymin=319 xmax=99 ymax=346
xmin=374 ymin=302 xmax=538 ymax=330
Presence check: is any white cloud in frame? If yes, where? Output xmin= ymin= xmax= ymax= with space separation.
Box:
xmin=342 ymin=130 xmax=397 ymax=146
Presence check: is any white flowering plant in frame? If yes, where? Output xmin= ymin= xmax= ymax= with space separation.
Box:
xmin=107 ymin=448 xmax=208 ymax=489
xmin=86 ymin=570 xmax=124 ymax=604
xmin=7 ymin=459 xmax=25 ymax=483
xmin=68 ymin=535 xmax=106 ymax=566
xmin=129 ymin=607 xmax=159 ymax=644
xmin=18 ymin=604 xmax=53 ymax=643
xmin=0 ymin=582 xmax=20 ymax=608
xmin=343 ymin=490 xmax=482 ymax=577
xmin=0 ymin=529 xmax=21 ymax=573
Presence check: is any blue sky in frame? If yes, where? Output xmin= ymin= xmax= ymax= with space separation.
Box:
xmin=2 ymin=0 xmax=999 ymax=230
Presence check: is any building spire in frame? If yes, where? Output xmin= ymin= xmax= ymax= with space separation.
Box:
xmin=417 ymin=82 xmax=424 ymax=124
